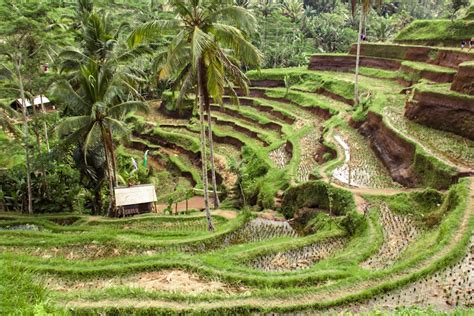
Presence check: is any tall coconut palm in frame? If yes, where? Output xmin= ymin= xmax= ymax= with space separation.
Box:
xmin=129 ymin=0 xmax=262 ymax=231
xmin=53 ymin=60 xmax=148 ymax=217
xmin=352 ymin=0 xmax=381 ymax=105
xmin=55 ymin=1 xmax=150 ymax=216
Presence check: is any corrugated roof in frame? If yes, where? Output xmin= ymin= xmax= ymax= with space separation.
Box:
xmin=32 ymin=95 xmax=50 ymax=105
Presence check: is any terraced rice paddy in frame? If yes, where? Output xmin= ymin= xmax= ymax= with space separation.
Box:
xmin=2 ymin=42 xmax=474 ymax=315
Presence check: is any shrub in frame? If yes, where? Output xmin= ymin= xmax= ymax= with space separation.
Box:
xmin=281 ymin=181 xmax=355 ymax=219
xmin=0 ymin=152 xmax=84 ymax=213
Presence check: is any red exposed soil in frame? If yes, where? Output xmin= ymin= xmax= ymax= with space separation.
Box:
xmin=223 ymin=96 xmax=296 ymax=124
xmin=451 ymin=63 xmax=474 ymax=95
xmin=155 ymin=196 xmax=206 ymax=213
xmin=400 ymin=64 xmax=455 ymax=83
xmin=349 ymin=43 xmax=474 ymax=68
xmin=247 ymin=88 xmax=333 ymax=120
xmin=359 ymin=112 xmax=419 ymax=187
xmin=210 ymin=104 xmax=283 ymax=134
xmin=205 ymin=115 xmax=269 ymax=146
xmin=250 ymin=79 xmax=285 ymax=87
xmin=315 ymin=88 xmax=355 ymax=106
xmin=308 ymin=55 xmax=401 ymax=71
xmin=405 ymin=90 xmax=474 ymax=140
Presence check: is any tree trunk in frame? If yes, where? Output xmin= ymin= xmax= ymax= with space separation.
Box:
xmin=206 ymin=109 xmax=220 ymax=209
xmin=197 ymin=59 xmax=214 ymax=232
xmin=15 ymin=60 xmax=33 ymax=215
xmin=354 ymin=7 xmax=365 ymax=106
xmin=40 ymin=95 xmax=50 ymax=152
xmin=101 ymin=128 xmax=116 ymax=217
xmin=105 ymin=128 xmax=118 ymax=187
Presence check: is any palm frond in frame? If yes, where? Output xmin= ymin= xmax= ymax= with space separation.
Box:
xmin=108 ymin=101 xmax=149 ymax=118
xmin=49 ymin=80 xmax=90 ymax=115
xmin=211 ymin=23 xmax=262 ymax=67
xmin=105 ymin=117 xmax=130 ymax=140
xmin=206 ymin=52 xmax=225 ymax=105
xmin=128 ymin=19 xmax=180 ymax=48
xmin=213 ymin=5 xmax=257 ymax=34
xmin=56 ymin=115 xmax=92 ymax=137
xmin=191 ymin=26 xmax=214 ymax=69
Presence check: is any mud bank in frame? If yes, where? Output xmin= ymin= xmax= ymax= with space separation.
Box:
xmin=359 ymin=112 xmax=457 ymax=189
xmin=222 ymin=96 xmax=296 ymax=125
xmin=405 ymin=89 xmax=474 ymax=140
xmin=399 ymin=63 xmax=455 ymax=84
xmin=308 ymin=55 xmax=401 ymax=71
xmin=210 ymin=104 xmax=283 ymax=135
xmin=250 ymin=79 xmax=285 ymax=88
xmin=451 ymin=62 xmax=474 ymax=95
xmin=205 ymin=115 xmax=270 ymax=146
xmin=247 ymin=88 xmax=333 ymax=120
xmin=349 ymin=43 xmax=474 ymax=68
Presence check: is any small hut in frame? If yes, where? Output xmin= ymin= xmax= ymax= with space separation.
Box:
xmin=10 ymin=95 xmax=53 ymax=113
xmin=114 ymin=184 xmax=157 ymax=217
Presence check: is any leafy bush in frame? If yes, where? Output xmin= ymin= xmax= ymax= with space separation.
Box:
xmin=340 ymin=210 xmax=364 ymax=235
xmin=0 ymin=152 xmax=84 ymax=213
xmin=160 ymin=91 xmax=195 ymax=118
xmin=281 ymin=181 xmax=355 ymax=219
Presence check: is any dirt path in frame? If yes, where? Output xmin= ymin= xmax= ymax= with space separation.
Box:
xmin=63 ymin=178 xmax=474 ymax=312
xmin=155 ymin=198 xmax=238 ymax=220
xmin=155 ymin=197 xmax=205 ymax=213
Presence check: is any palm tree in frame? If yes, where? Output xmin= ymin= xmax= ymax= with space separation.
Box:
xmin=54 ymin=1 xmax=150 ymax=216
xmin=352 ymin=0 xmax=381 ymax=105
xmin=129 ymin=0 xmax=262 ymax=231
xmin=53 ymin=60 xmax=148 ymax=216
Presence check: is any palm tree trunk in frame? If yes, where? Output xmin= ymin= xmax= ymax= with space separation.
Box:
xmin=15 ymin=59 xmax=33 ymax=215
xmin=354 ymin=7 xmax=365 ymax=106
xmin=197 ymin=59 xmax=214 ymax=232
xmin=106 ymin=129 xmax=118 ymax=187
xmin=101 ymin=128 xmax=116 ymax=217
xmin=206 ymin=108 xmax=220 ymax=209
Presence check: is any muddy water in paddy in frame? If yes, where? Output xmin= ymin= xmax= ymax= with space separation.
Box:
xmin=323 ymin=239 xmax=474 ymax=313
xmin=332 ymin=131 xmax=401 ymax=189
xmin=297 ymin=129 xmax=323 ymax=182
xmin=361 ymin=204 xmax=421 ymax=270
xmin=269 ymin=144 xmax=290 ymax=169
xmin=249 ymin=236 xmax=347 ymax=272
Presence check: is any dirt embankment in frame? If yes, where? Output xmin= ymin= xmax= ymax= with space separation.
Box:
xmin=315 ymin=88 xmax=355 ymax=106
xmin=210 ymin=104 xmax=283 ymax=135
xmin=250 ymin=79 xmax=285 ymax=88
xmin=308 ymin=55 xmax=401 ymax=71
xmin=247 ymin=88 xmax=333 ymax=120
xmin=359 ymin=112 xmax=462 ymax=189
xmin=405 ymin=90 xmax=474 ymax=140
xmin=399 ymin=64 xmax=455 ymax=83
xmin=349 ymin=43 xmax=474 ymax=68
xmin=205 ymin=115 xmax=270 ymax=146
xmin=133 ymin=132 xmax=226 ymax=185
xmin=451 ymin=62 xmax=474 ymax=95
xmin=359 ymin=112 xmax=418 ymax=187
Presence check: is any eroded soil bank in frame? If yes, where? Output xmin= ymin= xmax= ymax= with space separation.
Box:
xmin=405 ymin=89 xmax=474 ymax=140
xmin=358 ymin=112 xmax=457 ymax=189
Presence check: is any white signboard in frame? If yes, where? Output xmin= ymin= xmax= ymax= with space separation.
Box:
xmin=115 ymin=184 xmax=157 ymax=207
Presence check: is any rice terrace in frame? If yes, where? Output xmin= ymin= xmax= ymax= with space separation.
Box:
xmin=1 ymin=0 xmax=474 ymax=315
